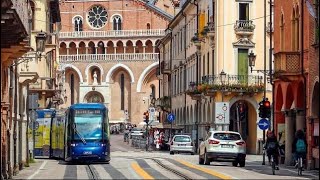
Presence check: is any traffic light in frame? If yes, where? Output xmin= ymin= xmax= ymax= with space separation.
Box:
xmin=144 ymin=111 xmax=149 ymax=124
xmin=259 ymin=98 xmax=271 ymax=118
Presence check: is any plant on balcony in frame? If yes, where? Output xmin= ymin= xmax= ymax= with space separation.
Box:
xmin=197 ymin=83 xmax=210 ymax=93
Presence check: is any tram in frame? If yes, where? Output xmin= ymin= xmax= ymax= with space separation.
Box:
xmin=64 ymin=103 xmax=110 ymax=162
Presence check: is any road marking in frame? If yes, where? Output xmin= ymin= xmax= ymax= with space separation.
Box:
xmin=175 ymin=159 xmax=234 ymax=180
xmin=131 ymin=162 xmax=154 ymax=179
xmin=27 ymin=160 xmax=47 ymax=179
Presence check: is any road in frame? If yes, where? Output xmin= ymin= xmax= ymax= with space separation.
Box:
xmin=13 ymin=134 xmax=319 ymax=179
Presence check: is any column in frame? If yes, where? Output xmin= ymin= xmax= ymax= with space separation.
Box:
xmin=114 ymin=47 xmax=117 ymax=54
xmin=143 ymin=46 xmax=146 ymax=54
xmin=86 ymin=47 xmax=88 ymax=54
xmin=153 ymin=46 xmax=155 ymax=53
xmin=285 ymin=111 xmax=295 ymax=165
xmin=296 ymin=110 xmax=305 ymax=131
xmin=67 ymin=48 xmax=69 ymax=55
xmin=96 ymin=47 xmax=98 ymax=54
xmin=124 ymin=46 xmax=126 ymax=54
xmin=76 ymin=48 xmax=79 ymax=55
xmin=133 ymin=46 xmax=136 ymax=54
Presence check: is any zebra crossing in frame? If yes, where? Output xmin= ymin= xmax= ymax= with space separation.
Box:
xmin=30 ymin=157 xmax=226 ymax=179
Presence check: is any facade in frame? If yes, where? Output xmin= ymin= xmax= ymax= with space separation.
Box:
xmin=57 ymin=0 xmax=175 ymax=125
xmin=273 ymin=0 xmax=319 ymax=169
xmin=1 ymin=0 xmax=61 ymax=178
xmin=157 ymin=0 xmax=272 ymax=154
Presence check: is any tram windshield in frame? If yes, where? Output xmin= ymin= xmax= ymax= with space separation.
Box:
xmin=73 ymin=113 xmax=103 ymax=140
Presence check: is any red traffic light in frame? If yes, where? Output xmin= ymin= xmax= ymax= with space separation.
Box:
xmin=263 ymin=100 xmax=270 ymax=108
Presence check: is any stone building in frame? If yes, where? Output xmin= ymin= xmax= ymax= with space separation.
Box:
xmin=57 ymin=0 xmax=175 ymax=125
xmin=273 ymin=0 xmax=319 ymax=169
xmin=157 ymin=0 xmax=272 ymax=154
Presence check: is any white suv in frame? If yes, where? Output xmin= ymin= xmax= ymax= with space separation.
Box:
xmin=198 ymin=131 xmax=246 ymax=167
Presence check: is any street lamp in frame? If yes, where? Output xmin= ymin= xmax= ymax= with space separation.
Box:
xmin=35 ymin=30 xmax=47 ymax=56
xmin=220 ymin=70 xmax=227 ymax=85
xmin=191 ymin=33 xmax=202 ymax=48
xmin=248 ymin=50 xmax=257 ymax=73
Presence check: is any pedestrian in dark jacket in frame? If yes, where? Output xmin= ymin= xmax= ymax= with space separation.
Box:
xmin=292 ymin=129 xmax=307 ymax=168
xmin=264 ymin=130 xmax=280 ymax=169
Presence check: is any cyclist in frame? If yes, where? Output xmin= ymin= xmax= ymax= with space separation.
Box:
xmin=292 ymin=129 xmax=307 ymax=168
xmin=264 ymin=130 xmax=280 ymax=170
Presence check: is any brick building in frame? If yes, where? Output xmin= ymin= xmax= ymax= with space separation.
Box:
xmin=273 ymin=0 xmax=319 ymax=169
xmin=57 ymin=0 xmax=176 ymax=125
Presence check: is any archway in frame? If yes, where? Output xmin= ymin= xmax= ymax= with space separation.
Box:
xmin=230 ymin=100 xmax=257 ymax=154
xmin=64 ymin=69 xmax=80 ymax=107
xmin=84 ymin=91 xmax=104 ymax=103
xmin=275 ymin=84 xmax=285 ymax=143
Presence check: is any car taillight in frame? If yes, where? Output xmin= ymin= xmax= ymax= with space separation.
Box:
xmin=208 ymin=140 xmax=220 ymax=144
xmin=236 ymin=141 xmax=246 ymax=146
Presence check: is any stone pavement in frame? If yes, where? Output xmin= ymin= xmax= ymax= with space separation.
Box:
xmin=12 ymin=159 xmax=45 ymax=179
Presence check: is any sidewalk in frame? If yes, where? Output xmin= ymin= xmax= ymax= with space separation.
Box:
xmin=246 ymin=154 xmax=319 ymax=178
xmin=12 ymin=160 xmax=45 ymax=179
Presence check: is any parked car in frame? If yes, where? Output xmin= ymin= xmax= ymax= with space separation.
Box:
xmin=170 ymin=135 xmax=194 ymax=155
xmin=129 ymin=128 xmax=144 ymax=139
xmin=198 ymin=131 xmax=246 ymax=167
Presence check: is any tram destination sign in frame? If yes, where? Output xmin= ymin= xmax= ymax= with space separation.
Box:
xmin=75 ymin=109 xmax=101 ymax=114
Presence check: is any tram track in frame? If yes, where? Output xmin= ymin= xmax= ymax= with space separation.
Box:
xmin=87 ymin=164 xmax=100 ymax=180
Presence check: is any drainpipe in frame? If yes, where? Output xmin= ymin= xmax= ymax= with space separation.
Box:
xmin=269 ymin=0 xmax=275 ymax=131
xmin=13 ymin=61 xmax=18 ymax=175
xmin=300 ymin=0 xmax=308 ymax=169
xmin=169 ymin=30 xmax=173 ymax=141
xmin=8 ymin=65 xmax=14 ymax=179
xmin=182 ymin=11 xmax=187 ymax=132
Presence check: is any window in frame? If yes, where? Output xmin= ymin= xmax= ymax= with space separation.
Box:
xmin=239 ymin=3 xmax=249 ymax=20
xmin=120 ymin=74 xmax=124 ymax=110
xmin=151 ymin=85 xmax=155 ymax=98
xmin=71 ymin=74 xmax=74 ymax=105
xmin=147 ymin=23 xmax=151 ymax=29
xmin=113 ymin=15 xmax=122 ymax=30
xmin=87 ymin=5 xmax=108 ymax=29
xmin=30 ymin=1 xmax=35 ymax=30
xmin=74 ymin=16 xmax=83 ymax=31
xmin=280 ymin=14 xmax=285 ymax=51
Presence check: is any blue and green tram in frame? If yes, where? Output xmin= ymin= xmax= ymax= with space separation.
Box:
xmin=64 ymin=103 xmax=110 ymax=162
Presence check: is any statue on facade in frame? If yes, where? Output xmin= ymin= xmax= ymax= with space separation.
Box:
xmin=93 ymin=71 xmax=98 ymax=84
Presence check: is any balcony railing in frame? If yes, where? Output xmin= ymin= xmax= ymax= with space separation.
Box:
xmin=274 ymin=52 xmax=301 ymax=75
xmin=58 ymin=53 xmax=159 ymax=63
xmin=234 ymin=20 xmax=255 ymax=35
xmin=186 ymin=74 xmax=264 ymax=96
xmin=59 ymin=29 xmax=166 ymax=39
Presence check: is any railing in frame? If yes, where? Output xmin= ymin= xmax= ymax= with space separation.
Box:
xmin=58 ymin=53 xmax=159 ymax=63
xmin=59 ymin=29 xmax=166 ymax=39
xmin=234 ymin=20 xmax=255 ymax=33
xmin=11 ymin=0 xmax=29 ymax=33
xmin=274 ymin=52 xmax=301 ymax=74
xmin=202 ymin=74 xmax=263 ymax=86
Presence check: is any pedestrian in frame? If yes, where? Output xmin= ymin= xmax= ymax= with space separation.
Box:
xmin=292 ymin=129 xmax=307 ymax=168
xmin=264 ymin=130 xmax=280 ymax=170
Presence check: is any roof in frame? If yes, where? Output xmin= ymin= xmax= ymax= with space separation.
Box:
xmin=69 ymin=103 xmax=107 ymax=110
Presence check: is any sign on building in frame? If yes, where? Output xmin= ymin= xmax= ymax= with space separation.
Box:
xmin=215 ymin=102 xmax=230 ymax=125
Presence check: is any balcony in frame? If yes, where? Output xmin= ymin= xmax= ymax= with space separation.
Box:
xmin=29 ymin=78 xmax=58 ymax=98
xmin=160 ymin=61 xmax=171 ymax=74
xmin=59 ymin=29 xmax=166 ymax=39
xmin=58 ymin=53 xmax=159 ymax=64
xmin=187 ymin=74 xmax=264 ymax=97
xmin=234 ymin=20 xmax=255 ymax=36
xmin=274 ymin=52 xmax=301 ymax=77
xmin=1 ymin=0 xmax=29 ymax=48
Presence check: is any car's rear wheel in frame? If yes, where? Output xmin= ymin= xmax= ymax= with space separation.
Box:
xmin=170 ymin=151 xmax=174 ymax=155
xmin=204 ymin=151 xmax=210 ymax=165
xmin=232 ymin=161 xmax=238 ymax=167
xmin=191 ymin=152 xmax=194 ymax=155
xmin=239 ymin=160 xmax=245 ymax=167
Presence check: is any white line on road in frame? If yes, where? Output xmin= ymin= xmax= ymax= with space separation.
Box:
xmin=27 ymin=160 xmax=47 ymax=179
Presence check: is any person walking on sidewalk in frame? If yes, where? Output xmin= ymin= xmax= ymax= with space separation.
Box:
xmin=264 ymin=130 xmax=280 ymax=170
xmin=292 ymin=129 xmax=307 ymax=168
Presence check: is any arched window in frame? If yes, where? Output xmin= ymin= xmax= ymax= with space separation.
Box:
xmin=147 ymin=23 xmax=151 ymax=29
xmin=74 ymin=16 xmax=83 ymax=32
xmin=71 ymin=74 xmax=74 ymax=104
xmin=151 ymin=85 xmax=155 ymax=98
xmin=280 ymin=14 xmax=285 ymax=51
xmin=29 ymin=1 xmax=35 ymax=30
xmin=113 ymin=15 xmax=122 ymax=30
xmin=120 ymin=74 xmax=124 ymax=110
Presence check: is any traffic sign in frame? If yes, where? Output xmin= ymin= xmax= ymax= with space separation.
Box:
xmin=258 ymin=118 xmax=270 ymax=130
xmin=167 ymin=113 xmax=175 ymax=123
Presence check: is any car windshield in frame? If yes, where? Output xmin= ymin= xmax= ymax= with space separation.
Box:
xmin=74 ymin=114 xmax=103 ymax=140
xmin=213 ymin=133 xmax=241 ymax=141
xmin=174 ymin=136 xmax=191 ymax=142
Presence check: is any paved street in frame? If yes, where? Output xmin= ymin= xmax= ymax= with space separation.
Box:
xmin=13 ymin=134 xmax=319 ymax=179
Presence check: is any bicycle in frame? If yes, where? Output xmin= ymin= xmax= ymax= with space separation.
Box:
xmin=264 ymin=148 xmax=276 ymax=175
xmin=297 ymin=157 xmax=303 ymax=176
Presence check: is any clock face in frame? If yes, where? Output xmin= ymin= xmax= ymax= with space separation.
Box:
xmin=87 ymin=5 xmax=108 ymax=29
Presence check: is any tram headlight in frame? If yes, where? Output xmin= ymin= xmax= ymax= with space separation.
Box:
xmin=71 ymin=143 xmax=76 ymax=147
xmin=101 ymin=143 xmax=106 ymax=147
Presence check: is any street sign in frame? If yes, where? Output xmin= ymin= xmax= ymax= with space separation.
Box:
xmin=215 ymin=102 xmax=230 ymax=125
xmin=148 ymin=107 xmax=155 ymax=121
xmin=167 ymin=113 xmax=175 ymax=123
xmin=258 ymin=118 xmax=270 ymax=130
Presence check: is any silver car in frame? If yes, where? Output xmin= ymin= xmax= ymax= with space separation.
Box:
xmin=170 ymin=135 xmax=194 ymax=155
xmin=198 ymin=131 xmax=246 ymax=167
